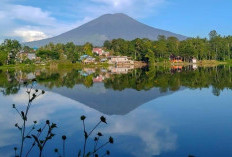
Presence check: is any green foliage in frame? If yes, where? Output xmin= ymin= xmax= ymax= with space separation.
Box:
xmin=104 ymin=30 xmax=232 ymax=62
xmin=0 ymin=50 xmax=8 ymax=65
xmin=0 ymin=39 xmax=21 ymax=65
xmin=23 ymin=58 xmax=33 ymax=64
xmin=145 ymin=49 xmax=155 ymax=64
xmin=83 ymin=42 xmax=93 ymax=56
xmin=37 ymin=42 xmax=84 ymax=62
xmin=36 ymin=50 xmax=60 ymax=60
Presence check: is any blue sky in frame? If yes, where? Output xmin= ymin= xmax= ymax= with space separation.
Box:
xmin=0 ymin=0 xmax=231 ymax=42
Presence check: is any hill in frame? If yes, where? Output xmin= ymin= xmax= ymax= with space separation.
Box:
xmin=25 ymin=13 xmax=187 ymax=47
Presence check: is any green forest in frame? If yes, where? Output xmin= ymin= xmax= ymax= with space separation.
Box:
xmin=104 ymin=30 xmax=232 ymax=63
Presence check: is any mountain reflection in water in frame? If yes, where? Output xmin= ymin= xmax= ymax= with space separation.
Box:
xmin=0 ymin=65 xmax=232 ymax=157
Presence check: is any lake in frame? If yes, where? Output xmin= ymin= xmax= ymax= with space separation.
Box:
xmin=0 ymin=65 xmax=232 ymax=157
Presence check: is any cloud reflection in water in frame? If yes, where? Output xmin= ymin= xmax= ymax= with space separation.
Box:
xmin=0 ymin=88 xmax=176 ymax=157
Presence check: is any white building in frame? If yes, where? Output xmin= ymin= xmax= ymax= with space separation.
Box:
xmin=108 ymin=56 xmax=134 ymax=64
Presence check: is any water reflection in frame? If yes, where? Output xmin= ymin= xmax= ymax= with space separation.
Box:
xmin=1 ymin=65 xmax=232 ymax=96
xmin=0 ymin=65 xmax=232 ymax=156
xmin=0 ymin=88 xmax=177 ymax=157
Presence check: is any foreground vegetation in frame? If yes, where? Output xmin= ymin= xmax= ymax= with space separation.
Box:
xmin=12 ymin=80 xmax=114 ymax=157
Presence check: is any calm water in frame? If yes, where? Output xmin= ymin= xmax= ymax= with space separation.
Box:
xmin=0 ymin=65 xmax=232 ymax=157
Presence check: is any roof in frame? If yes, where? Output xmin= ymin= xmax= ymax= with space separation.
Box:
xmin=93 ymin=48 xmax=103 ymax=51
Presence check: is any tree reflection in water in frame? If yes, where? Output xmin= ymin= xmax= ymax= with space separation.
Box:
xmin=1 ymin=65 xmax=231 ymax=96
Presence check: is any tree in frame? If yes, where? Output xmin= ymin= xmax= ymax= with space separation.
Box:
xmin=83 ymin=42 xmax=93 ymax=56
xmin=1 ymin=39 xmax=21 ymax=64
xmin=154 ymin=35 xmax=168 ymax=58
xmin=103 ymin=40 xmax=111 ymax=50
xmin=145 ymin=49 xmax=155 ymax=64
xmin=167 ymin=37 xmax=179 ymax=56
xmin=209 ymin=30 xmax=218 ymax=40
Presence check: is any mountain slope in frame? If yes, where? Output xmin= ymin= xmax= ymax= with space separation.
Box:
xmin=26 ymin=13 xmax=187 ymax=47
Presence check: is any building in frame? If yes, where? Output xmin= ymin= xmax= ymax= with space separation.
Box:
xmin=170 ymin=55 xmax=183 ymax=63
xmin=28 ymin=53 xmax=36 ymax=60
xmin=100 ymin=58 xmax=108 ymax=62
xmin=92 ymin=48 xmax=110 ymax=56
xmin=93 ymin=48 xmax=104 ymax=55
xmin=108 ymin=56 xmax=134 ymax=64
xmin=190 ymin=57 xmax=197 ymax=64
xmin=80 ymin=55 xmax=89 ymax=61
xmin=17 ymin=51 xmax=37 ymax=62
xmin=83 ymin=57 xmax=96 ymax=64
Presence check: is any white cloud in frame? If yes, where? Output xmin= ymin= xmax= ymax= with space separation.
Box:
xmin=13 ymin=29 xmax=48 ymax=42
xmin=0 ymin=0 xmax=166 ymax=42
xmin=104 ymin=111 xmax=177 ymax=156
xmin=10 ymin=5 xmax=56 ymax=26
xmin=0 ymin=1 xmax=93 ymax=42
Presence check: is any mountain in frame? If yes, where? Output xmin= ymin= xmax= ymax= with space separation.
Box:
xmin=25 ymin=13 xmax=187 ymax=47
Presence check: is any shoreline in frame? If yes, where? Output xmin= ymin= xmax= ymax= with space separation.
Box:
xmin=154 ymin=60 xmax=230 ymax=67
xmin=0 ymin=60 xmax=231 ymax=70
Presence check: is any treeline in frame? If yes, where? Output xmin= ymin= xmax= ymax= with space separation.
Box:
xmin=0 ymin=39 xmax=94 ymax=65
xmin=1 ymin=30 xmax=232 ymax=65
xmin=37 ymin=42 xmax=93 ymax=62
xmin=104 ymin=30 xmax=232 ymax=63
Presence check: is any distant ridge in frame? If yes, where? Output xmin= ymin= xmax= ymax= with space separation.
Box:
xmin=25 ymin=13 xmax=187 ymax=47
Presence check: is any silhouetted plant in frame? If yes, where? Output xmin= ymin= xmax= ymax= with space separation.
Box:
xmin=13 ymin=79 xmax=57 ymax=157
xmin=54 ymin=115 xmax=114 ymax=157
xmin=12 ymin=79 xmax=114 ymax=157
xmin=80 ymin=115 xmax=113 ymax=157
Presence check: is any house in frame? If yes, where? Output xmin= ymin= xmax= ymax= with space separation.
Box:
xmin=80 ymin=55 xmax=89 ymax=61
xmin=190 ymin=57 xmax=197 ymax=64
xmin=92 ymin=48 xmax=110 ymax=56
xmin=170 ymin=55 xmax=183 ymax=63
xmin=100 ymin=58 xmax=108 ymax=62
xmin=28 ymin=53 xmax=36 ymax=60
xmin=103 ymin=51 xmax=110 ymax=57
xmin=83 ymin=57 xmax=96 ymax=64
xmin=93 ymin=48 xmax=104 ymax=56
xmin=17 ymin=51 xmax=37 ymax=62
xmin=108 ymin=56 xmax=134 ymax=64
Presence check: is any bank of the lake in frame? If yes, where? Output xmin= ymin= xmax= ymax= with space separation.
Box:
xmin=0 ymin=61 xmax=110 ymax=70
xmin=1 ymin=59 xmax=232 ymax=71
xmin=154 ymin=60 xmax=231 ymax=67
